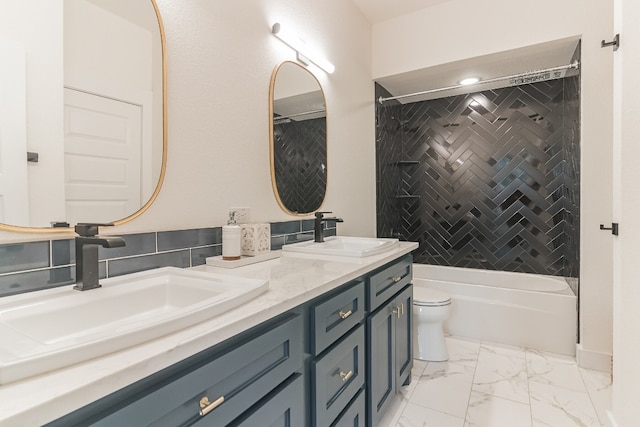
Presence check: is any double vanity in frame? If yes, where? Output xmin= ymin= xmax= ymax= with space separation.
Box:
xmin=0 ymin=238 xmax=417 ymax=427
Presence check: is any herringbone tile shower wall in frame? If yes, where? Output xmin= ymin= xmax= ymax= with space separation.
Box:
xmin=273 ymin=118 xmax=327 ymax=213
xmin=376 ymin=78 xmax=580 ymax=277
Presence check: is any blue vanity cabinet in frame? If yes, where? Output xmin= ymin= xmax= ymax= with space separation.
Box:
xmin=311 ymin=324 xmax=365 ymax=426
xmin=309 ymin=279 xmax=366 ymax=427
xmin=331 ymin=388 xmax=366 ymax=427
xmin=225 ymin=373 xmax=305 ymax=427
xmin=310 ymin=279 xmax=365 ymax=355
xmin=366 ymin=255 xmax=412 ymax=310
xmin=365 ymin=255 xmax=413 ymax=427
xmin=43 ymin=253 xmax=415 ymax=427
xmin=47 ymin=312 xmax=304 ymax=427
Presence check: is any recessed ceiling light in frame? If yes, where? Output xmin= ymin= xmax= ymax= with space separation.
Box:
xmin=459 ymin=77 xmax=480 ymax=85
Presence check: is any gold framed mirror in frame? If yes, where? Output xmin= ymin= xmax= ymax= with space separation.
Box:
xmin=0 ymin=0 xmax=167 ymax=233
xmin=269 ymin=61 xmax=327 ymax=215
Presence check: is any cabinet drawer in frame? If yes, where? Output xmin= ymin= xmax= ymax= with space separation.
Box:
xmin=311 ymin=280 xmax=365 ymax=355
xmin=93 ymin=313 xmax=303 ymax=427
xmin=367 ymin=255 xmax=412 ymax=311
xmin=312 ymin=324 xmax=365 ymax=427
xmin=223 ymin=373 xmax=304 ymax=427
xmin=331 ymin=388 xmax=365 ymax=427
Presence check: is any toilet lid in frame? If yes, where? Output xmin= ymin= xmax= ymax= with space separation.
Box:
xmin=413 ymin=286 xmax=451 ymax=306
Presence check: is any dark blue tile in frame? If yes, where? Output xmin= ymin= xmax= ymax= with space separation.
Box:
xmin=157 ymin=228 xmax=221 ymax=251
xmin=324 ymin=228 xmax=337 ymax=238
xmin=191 ymin=246 xmax=222 ymax=266
xmin=301 ymin=219 xmax=315 ymax=232
xmin=285 ymin=232 xmax=313 ymax=245
xmin=51 ymin=233 xmax=157 ymax=265
xmin=0 ymin=241 xmax=49 ymax=274
xmin=99 ymin=261 xmax=107 ymax=279
xmin=100 ymin=233 xmax=157 ymax=260
xmin=271 ymin=235 xmax=285 ymax=250
xmin=52 ymin=239 xmax=73 ymax=266
xmin=107 ymin=251 xmax=191 ymax=277
xmin=0 ymin=267 xmax=74 ymax=297
xmin=324 ymin=220 xmax=341 ymax=229
xmin=270 ymin=221 xmax=301 ymax=235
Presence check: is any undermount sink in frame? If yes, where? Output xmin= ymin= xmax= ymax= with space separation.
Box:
xmin=282 ymin=236 xmax=399 ymax=257
xmin=0 ymin=267 xmax=269 ymax=385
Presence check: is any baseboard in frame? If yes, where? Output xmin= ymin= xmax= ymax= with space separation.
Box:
xmin=576 ymin=343 xmax=611 ymax=373
xmin=605 ymin=410 xmax=618 ymax=427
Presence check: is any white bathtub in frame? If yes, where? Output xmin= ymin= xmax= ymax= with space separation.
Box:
xmin=412 ymin=264 xmax=577 ymax=356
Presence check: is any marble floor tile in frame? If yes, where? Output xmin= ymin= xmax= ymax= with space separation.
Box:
xmin=529 ymin=380 xmax=600 ymax=426
xmin=410 ymin=360 xmax=475 ymax=418
xmin=412 ymin=359 xmax=428 ymax=377
xmin=390 ymin=337 xmax=609 ymax=427
xmin=465 ymin=391 xmax=532 ymax=427
xmin=472 ymin=348 xmax=530 ymax=404
xmin=379 ymin=394 xmax=408 ymax=427
xmin=398 ymin=402 xmax=465 ymax=427
xmin=445 ymin=336 xmax=482 ymax=367
xmin=526 ymin=350 xmax=586 ymax=392
xmin=480 ymin=341 xmax=527 ymax=359
xmin=578 ymin=368 xmax=612 ymax=425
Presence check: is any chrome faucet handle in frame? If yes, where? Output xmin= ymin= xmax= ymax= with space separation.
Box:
xmin=75 ymin=223 xmax=115 ymax=237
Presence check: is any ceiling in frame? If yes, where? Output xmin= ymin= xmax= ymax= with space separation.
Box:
xmin=350 ymin=2 xmax=581 ymax=104
xmin=351 ymin=0 xmax=452 ymax=24
xmin=376 ymin=37 xmax=581 ymax=104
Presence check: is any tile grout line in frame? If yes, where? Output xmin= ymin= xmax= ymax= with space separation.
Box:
xmin=525 ymin=347 xmax=535 ymax=427
xmin=462 ymin=339 xmax=483 ymax=425
xmin=577 ymin=366 xmax=608 ymax=426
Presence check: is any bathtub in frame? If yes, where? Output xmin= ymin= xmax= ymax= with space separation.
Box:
xmin=412 ymin=264 xmax=577 ymax=356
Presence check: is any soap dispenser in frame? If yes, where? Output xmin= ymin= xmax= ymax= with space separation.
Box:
xmin=222 ymin=212 xmax=241 ymax=261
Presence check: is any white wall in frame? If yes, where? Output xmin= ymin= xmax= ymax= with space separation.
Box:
xmin=65 ymin=0 xmax=158 ymax=201
xmin=0 ymin=0 xmax=65 ymax=227
xmin=372 ymin=0 xmax=614 ymax=362
xmin=65 ymin=0 xmax=152 ymax=94
xmin=611 ymin=0 xmax=640 ymax=424
xmin=0 ymin=0 xmax=374 ymax=240
xmin=113 ymin=0 xmax=375 ymax=236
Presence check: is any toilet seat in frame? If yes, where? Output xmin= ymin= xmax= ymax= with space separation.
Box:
xmin=413 ymin=287 xmax=451 ymax=307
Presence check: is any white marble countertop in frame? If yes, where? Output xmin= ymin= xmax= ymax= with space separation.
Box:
xmin=0 ymin=242 xmax=417 ymax=426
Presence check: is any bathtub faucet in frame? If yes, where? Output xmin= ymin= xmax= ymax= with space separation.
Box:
xmin=314 ymin=211 xmax=343 ymax=243
xmin=74 ymin=223 xmax=125 ymax=291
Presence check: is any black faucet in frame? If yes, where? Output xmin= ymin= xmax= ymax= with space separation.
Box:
xmin=74 ymin=223 xmax=126 ymax=291
xmin=314 ymin=211 xmax=344 ymax=243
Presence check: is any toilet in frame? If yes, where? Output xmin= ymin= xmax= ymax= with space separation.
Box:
xmin=413 ymin=286 xmax=452 ymax=361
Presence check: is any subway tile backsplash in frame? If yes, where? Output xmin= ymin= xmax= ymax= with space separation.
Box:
xmin=0 ymin=241 xmax=50 ymax=274
xmin=0 ymin=219 xmax=337 ymax=297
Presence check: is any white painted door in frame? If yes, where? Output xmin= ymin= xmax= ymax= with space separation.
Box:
xmin=611 ymin=0 xmax=640 ymax=424
xmin=0 ymin=39 xmax=29 ymax=224
xmin=64 ymin=88 xmax=142 ymax=225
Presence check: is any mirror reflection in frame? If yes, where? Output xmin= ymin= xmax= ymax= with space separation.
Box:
xmin=0 ymin=0 xmax=165 ymax=230
xmin=270 ymin=62 xmax=327 ymax=215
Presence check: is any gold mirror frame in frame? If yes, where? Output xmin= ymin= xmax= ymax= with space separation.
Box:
xmin=0 ymin=0 xmax=168 ymax=234
xmin=269 ymin=61 xmax=328 ymax=216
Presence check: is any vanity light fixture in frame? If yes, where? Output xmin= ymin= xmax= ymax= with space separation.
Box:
xmin=459 ymin=77 xmax=480 ymax=85
xmin=272 ymin=22 xmax=335 ymax=74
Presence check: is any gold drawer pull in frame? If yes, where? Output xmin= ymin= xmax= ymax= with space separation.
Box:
xmin=339 ymin=309 xmax=352 ymax=319
xmin=199 ymin=395 xmax=225 ymax=416
xmin=339 ymin=370 xmax=354 ymax=381
xmin=392 ymin=306 xmax=400 ymax=318
xmin=391 ymin=276 xmax=402 ymax=283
